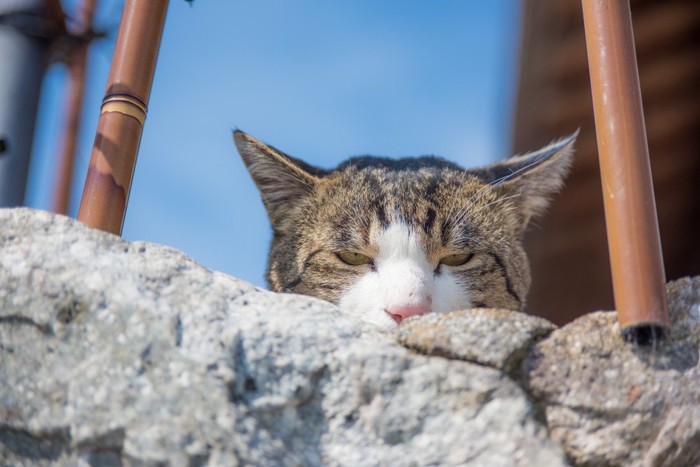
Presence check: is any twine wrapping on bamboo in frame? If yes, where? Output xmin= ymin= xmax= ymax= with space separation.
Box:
xmin=100 ymin=93 xmax=148 ymax=126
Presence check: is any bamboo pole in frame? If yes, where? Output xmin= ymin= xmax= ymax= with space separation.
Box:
xmin=77 ymin=0 xmax=168 ymax=234
xmin=53 ymin=0 xmax=95 ymax=215
xmin=581 ymin=0 xmax=669 ymax=343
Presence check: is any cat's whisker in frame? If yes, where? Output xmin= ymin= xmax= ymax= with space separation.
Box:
xmin=454 ymin=154 xmax=551 ymax=221
xmin=446 ymin=148 xmax=545 ymax=222
xmin=449 ymin=191 xmax=523 ymax=238
xmin=458 ymin=168 xmax=517 ymax=214
xmin=469 ymin=191 xmax=523 ymax=218
xmin=486 ymin=151 xmax=556 ymax=187
xmin=447 ymin=154 xmax=551 ymax=233
xmin=444 ymin=170 xmax=474 ymax=221
xmin=446 ymin=186 xmax=489 ymax=230
xmin=450 ymin=182 xmax=498 ymax=229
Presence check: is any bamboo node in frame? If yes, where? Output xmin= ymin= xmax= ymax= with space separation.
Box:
xmin=100 ymin=93 xmax=147 ymax=125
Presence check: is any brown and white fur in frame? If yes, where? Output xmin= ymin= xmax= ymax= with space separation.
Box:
xmin=234 ymin=130 xmax=576 ymax=331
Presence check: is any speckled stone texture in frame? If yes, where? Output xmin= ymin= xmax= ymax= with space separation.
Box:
xmin=3 ymin=207 xmax=699 ymax=467
xmin=0 ymin=208 xmax=566 ymax=467
xmin=398 ymin=308 xmax=556 ymax=375
xmin=525 ymin=276 xmax=700 ymax=467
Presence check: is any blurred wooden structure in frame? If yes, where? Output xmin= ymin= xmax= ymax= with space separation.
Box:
xmin=515 ymin=0 xmax=700 ymax=325
xmin=53 ymin=0 xmax=95 ymax=215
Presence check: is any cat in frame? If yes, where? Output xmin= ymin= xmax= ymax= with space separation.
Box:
xmin=234 ymin=130 xmax=576 ymax=332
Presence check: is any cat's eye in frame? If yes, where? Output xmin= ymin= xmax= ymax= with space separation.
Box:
xmin=439 ymin=253 xmax=474 ymax=267
xmin=336 ymin=251 xmax=373 ymax=266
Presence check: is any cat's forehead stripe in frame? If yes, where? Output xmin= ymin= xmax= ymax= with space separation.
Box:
xmin=423 ymin=208 xmax=437 ymax=234
xmin=359 ymin=172 xmax=389 ymax=227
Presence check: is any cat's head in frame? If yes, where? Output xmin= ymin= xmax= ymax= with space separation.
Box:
xmin=234 ymin=130 xmax=576 ymax=331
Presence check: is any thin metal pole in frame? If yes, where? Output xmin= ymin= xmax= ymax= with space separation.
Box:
xmin=581 ymin=0 xmax=669 ymax=342
xmin=0 ymin=0 xmax=54 ymax=206
xmin=77 ymin=0 xmax=168 ymax=234
xmin=53 ymin=0 xmax=95 ymax=215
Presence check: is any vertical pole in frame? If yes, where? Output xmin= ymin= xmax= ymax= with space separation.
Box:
xmin=581 ymin=0 xmax=669 ymax=343
xmin=77 ymin=0 xmax=168 ymax=235
xmin=0 ymin=0 xmax=53 ymax=206
xmin=53 ymin=0 xmax=95 ymax=215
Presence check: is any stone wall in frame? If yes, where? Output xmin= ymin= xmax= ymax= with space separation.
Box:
xmin=1 ymin=208 xmax=698 ymax=466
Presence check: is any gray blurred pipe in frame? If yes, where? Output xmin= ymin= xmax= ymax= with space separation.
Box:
xmin=0 ymin=0 xmax=52 ymax=206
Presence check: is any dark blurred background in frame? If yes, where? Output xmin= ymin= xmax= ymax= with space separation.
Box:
xmin=514 ymin=0 xmax=700 ymax=324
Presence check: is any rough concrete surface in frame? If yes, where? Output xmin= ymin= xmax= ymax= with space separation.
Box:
xmin=526 ymin=276 xmax=700 ymax=467
xmin=0 ymin=208 xmax=565 ymax=466
xmin=398 ymin=308 xmax=556 ymax=375
xmin=2 ymin=208 xmax=699 ymax=466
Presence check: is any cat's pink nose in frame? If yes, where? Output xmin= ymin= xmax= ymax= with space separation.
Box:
xmin=387 ymin=302 xmax=430 ymax=324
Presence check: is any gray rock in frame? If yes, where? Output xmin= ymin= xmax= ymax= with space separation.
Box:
xmin=397 ymin=308 xmax=556 ymax=375
xmin=525 ymin=276 xmax=700 ymax=467
xmin=0 ymin=208 xmax=567 ymax=467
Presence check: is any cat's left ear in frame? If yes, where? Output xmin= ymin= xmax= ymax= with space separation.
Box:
xmin=234 ymin=131 xmax=324 ymax=227
xmin=473 ymin=130 xmax=578 ymax=232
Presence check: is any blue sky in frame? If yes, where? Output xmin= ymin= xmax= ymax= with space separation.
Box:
xmin=28 ymin=0 xmax=522 ymax=287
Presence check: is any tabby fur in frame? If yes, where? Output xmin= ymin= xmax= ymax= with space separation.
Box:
xmin=234 ymin=130 xmax=576 ymax=331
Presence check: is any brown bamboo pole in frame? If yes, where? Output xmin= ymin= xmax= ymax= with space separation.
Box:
xmin=77 ymin=0 xmax=168 ymax=234
xmin=53 ymin=0 xmax=95 ymax=215
xmin=581 ymin=0 xmax=669 ymax=343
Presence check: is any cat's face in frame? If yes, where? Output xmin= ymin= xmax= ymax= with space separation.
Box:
xmin=235 ymin=131 xmax=575 ymax=331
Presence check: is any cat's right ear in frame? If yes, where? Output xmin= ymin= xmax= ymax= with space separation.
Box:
xmin=234 ymin=131 xmax=323 ymax=226
xmin=469 ymin=130 xmax=577 ymax=234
